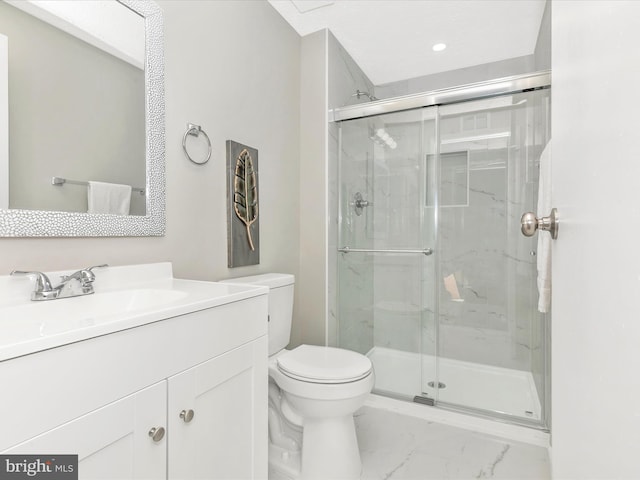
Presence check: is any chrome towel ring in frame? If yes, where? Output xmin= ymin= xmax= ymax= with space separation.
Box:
xmin=182 ymin=123 xmax=211 ymax=165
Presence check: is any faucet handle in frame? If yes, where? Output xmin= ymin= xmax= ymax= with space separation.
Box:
xmin=10 ymin=270 xmax=54 ymax=292
xmin=78 ymin=264 xmax=109 ymax=284
xmin=86 ymin=264 xmax=109 ymax=272
xmin=59 ymin=264 xmax=108 ymax=285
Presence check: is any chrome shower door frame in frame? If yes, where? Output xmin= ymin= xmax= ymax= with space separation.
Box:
xmin=333 ymin=71 xmax=551 ymax=431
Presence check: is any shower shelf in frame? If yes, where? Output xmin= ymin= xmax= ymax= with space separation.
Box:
xmin=338 ymin=247 xmax=433 ymax=256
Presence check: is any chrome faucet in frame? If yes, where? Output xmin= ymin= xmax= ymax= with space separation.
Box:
xmin=11 ymin=264 xmax=108 ymax=301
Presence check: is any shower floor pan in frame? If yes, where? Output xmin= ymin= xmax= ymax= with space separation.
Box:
xmin=367 ymin=346 xmax=541 ymax=421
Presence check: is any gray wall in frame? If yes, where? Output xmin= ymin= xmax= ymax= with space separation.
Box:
xmin=296 ymin=30 xmax=327 ymax=348
xmin=295 ymin=30 xmax=374 ymax=349
xmin=374 ymin=55 xmax=536 ymax=99
xmin=292 ymin=30 xmax=373 ymax=346
xmin=534 ymin=0 xmax=551 ymax=71
xmin=1 ymin=2 xmax=145 ymax=214
xmin=0 ymin=2 xmax=301 ymax=306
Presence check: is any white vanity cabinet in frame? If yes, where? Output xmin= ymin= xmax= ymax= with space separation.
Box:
xmin=4 ymin=381 xmax=168 ymax=479
xmin=0 ymin=290 xmax=268 ymax=480
xmin=168 ymin=340 xmax=266 ymax=479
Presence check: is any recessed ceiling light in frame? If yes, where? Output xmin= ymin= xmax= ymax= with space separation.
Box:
xmin=432 ymin=43 xmax=447 ymax=52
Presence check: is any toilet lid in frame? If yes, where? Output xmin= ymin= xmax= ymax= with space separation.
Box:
xmin=277 ymin=345 xmax=372 ymax=384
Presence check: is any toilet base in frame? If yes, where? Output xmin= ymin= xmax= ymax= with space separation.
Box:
xmin=301 ymin=415 xmax=362 ymax=480
xmin=269 ymin=442 xmax=301 ymax=480
xmin=267 ymin=350 xmax=374 ymax=480
xmin=268 ymin=379 xmax=303 ymax=479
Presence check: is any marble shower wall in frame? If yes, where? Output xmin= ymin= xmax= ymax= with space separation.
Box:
xmin=369 ymin=111 xmax=436 ymax=357
xmin=436 ymin=91 xmax=549 ymax=373
xmin=336 ymin=117 xmax=375 ymax=354
xmin=337 ymin=109 xmax=438 ymax=358
xmin=327 ymin=31 xmax=374 ymax=348
xmin=336 ymin=94 xmax=543 ymax=373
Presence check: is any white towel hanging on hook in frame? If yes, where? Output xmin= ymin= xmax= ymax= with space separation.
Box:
xmin=537 ymin=140 xmax=552 ymax=313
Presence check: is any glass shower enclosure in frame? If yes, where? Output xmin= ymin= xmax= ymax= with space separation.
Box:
xmin=334 ymin=78 xmax=550 ymax=429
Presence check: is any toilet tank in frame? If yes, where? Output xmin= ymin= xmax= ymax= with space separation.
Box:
xmin=221 ymin=273 xmax=294 ymax=356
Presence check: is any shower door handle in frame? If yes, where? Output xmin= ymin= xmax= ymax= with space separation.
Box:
xmin=520 ymin=208 xmax=559 ymax=239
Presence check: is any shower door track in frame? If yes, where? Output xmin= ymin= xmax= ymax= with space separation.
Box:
xmin=330 ymin=70 xmax=550 ymax=122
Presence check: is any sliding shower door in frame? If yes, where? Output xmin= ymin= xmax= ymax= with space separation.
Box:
xmin=335 ymin=85 xmax=550 ymax=429
xmin=337 ymin=107 xmax=438 ymax=401
xmin=428 ymin=90 xmax=550 ymax=425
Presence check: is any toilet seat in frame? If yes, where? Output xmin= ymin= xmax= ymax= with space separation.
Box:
xmin=277 ymin=345 xmax=372 ymax=384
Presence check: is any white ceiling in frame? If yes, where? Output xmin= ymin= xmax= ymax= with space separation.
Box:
xmin=267 ymin=0 xmax=546 ymax=85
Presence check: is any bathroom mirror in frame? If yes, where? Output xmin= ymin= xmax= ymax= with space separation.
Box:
xmin=0 ymin=0 xmax=164 ymax=236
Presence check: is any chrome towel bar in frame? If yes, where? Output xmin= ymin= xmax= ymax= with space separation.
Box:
xmin=52 ymin=177 xmax=145 ymax=195
xmin=338 ymin=247 xmax=433 ymax=256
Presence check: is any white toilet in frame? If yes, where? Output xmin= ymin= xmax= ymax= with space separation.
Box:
xmin=225 ymin=273 xmax=374 ymax=480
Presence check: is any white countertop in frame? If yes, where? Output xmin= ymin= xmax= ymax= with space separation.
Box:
xmin=0 ymin=263 xmax=268 ymax=362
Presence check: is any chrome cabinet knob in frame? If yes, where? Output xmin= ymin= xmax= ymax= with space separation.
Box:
xmin=520 ymin=208 xmax=558 ymax=239
xmin=148 ymin=426 xmax=165 ymax=442
xmin=180 ymin=409 xmax=195 ymax=423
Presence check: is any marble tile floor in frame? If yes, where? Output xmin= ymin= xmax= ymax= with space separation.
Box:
xmin=354 ymin=406 xmax=550 ymax=480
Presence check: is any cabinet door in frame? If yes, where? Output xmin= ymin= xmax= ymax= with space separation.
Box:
xmin=168 ymin=337 xmax=267 ymax=480
xmin=4 ymin=381 xmax=167 ymax=480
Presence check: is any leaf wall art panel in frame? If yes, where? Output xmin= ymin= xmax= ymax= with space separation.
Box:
xmin=226 ymin=140 xmax=260 ymax=267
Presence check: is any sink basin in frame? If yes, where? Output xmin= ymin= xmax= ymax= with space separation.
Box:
xmin=0 ymin=289 xmax=188 ymax=351
xmin=0 ymin=263 xmax=268 ymax=361
xmin=2 ymin=288 xmax=188 ymax=335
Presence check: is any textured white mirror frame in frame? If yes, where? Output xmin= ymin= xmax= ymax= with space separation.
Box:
xmin=0 ymin=0 xmax=165 ymax=237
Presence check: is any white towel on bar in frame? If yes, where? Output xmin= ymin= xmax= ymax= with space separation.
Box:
xmin=537 ymin=140 xmax=552 ymax=313
xmin=87 ymin=181 xmax=132 ymax=215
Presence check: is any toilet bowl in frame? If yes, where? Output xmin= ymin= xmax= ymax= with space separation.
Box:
xmin=271 ymin=345 xmax=374 ymax=479
xmin=222 ymin=274 xmax=374 ymax=480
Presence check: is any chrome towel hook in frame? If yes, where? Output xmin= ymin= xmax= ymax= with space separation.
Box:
xmin=182 ymin=123 xmax=211 ymax=165
xmin=521 ymin=208 xmax=559 ymax=239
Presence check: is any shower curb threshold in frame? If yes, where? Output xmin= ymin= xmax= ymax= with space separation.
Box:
xmin=364 ymin=393 xmax=550 ymax=448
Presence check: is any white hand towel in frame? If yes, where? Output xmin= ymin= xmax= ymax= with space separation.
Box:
xmin=87 ymin=181 xmax=132 ymax=215
xmin=537 ymin=140 xmax=552 ymax=312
